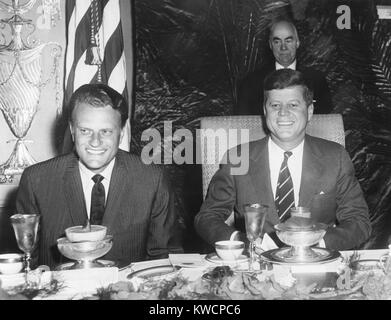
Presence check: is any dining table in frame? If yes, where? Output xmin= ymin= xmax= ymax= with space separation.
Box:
xmin=0 ymin=248 xmax=389 ymax=300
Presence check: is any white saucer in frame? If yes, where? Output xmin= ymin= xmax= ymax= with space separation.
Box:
xmin=205 ymin=253 xmax=249 ymax=265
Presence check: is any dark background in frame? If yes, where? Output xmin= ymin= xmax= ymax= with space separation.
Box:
xmin=1 ymin=0 xmax=390 ymax=255
xmin=130 ymin=0 xmax=391 ymax=252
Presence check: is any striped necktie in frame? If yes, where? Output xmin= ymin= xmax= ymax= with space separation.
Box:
xmin=90 ymin=174 xmax=105 ymax=225
xmin=275 ymin=151 xmax=295 ymax=222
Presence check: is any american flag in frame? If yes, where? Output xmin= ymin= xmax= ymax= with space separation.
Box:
xmin=63 ymin=0 xmax=130 ymax=152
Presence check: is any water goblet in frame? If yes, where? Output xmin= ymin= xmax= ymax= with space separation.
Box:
xmin=10 ymin=213 xmax=40 ymax=289
xmin=244 ymin=204 xmax=269 ymax=271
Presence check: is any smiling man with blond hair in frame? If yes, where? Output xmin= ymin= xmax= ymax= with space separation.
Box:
xmin=16 ymin=84 xmax=183 ymax=269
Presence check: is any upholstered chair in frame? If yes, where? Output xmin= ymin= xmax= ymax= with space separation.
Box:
xmin=199 ymin=114 xmax=345 ymax=200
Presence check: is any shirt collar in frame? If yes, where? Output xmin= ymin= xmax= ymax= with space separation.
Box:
xmin=78 ymin=157 xmax=116 ymax=182
xmin=268 ymin=136 xmax=304 ymax=156
xmin=275 ymin=60 xmax=297 ymax=70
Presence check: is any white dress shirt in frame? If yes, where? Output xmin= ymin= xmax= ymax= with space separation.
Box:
xmin=231 ymin=138 xmax=303 ymax=242
xmin=232 ymin=137 xmax=326 ymax=248
xmin=268 ymin=137 xmax=304 ymax=207
xmin=275 ymin=60 xmax=297 ymax=70
xmin=78 ymin=158 xmax=115 ymax=218
xmin=269 ymin=137 xmax=325 ymax=248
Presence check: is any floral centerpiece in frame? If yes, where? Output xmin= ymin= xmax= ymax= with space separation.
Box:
xmin=92 ymin=253 xmax=391 ymax=300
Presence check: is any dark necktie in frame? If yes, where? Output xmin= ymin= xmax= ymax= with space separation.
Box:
xmin=275 ymin=151 xmax=295 ymax=222
xmin=90 ymin=174 xmax=105 ymax=225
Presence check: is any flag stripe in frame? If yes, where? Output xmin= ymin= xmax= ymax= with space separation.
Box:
xmin=108 ymin=52 xmax=127 ymax=94
xmin=101 ymin=0 xmax=120 ymax=44
xmin=64 ymin=0 xmax=76 ymax=87
xmin=65 ymin=0 xmax=110 ymax=99
xmin=102 ymin=24 xmax=124 ymax=83
xmin=65 ymin=0 xmax=75 ymax=29
xmin=64 ymin=0 xmax=130 ymax=152
xmin=65 ymin=1 xmax=91 ymax=104
xmin=65 ymin=0 xmax=125 ymax=102
xmin=74 ymin=52 xmax=97 ymax=89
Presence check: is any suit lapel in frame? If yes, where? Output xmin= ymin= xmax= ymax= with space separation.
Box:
xmin=102 ymin=151 xmax=129 ymax=230
xmin=63 ymin=153 xmax=88 ymax=226
xmin=249 ymin=139 xmax=280 ymax=225
xmin=249 ymin=135 xmax=324 ymax=223
xmin=299 ymin=136 xmax=324 ymax=207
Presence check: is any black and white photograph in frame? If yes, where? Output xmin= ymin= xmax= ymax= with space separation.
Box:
xmin=0 ymin=0 xmax=391 ymax=304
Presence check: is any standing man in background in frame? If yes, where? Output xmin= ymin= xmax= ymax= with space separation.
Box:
xmin=235 ymin=19 xmax=333 ymax=115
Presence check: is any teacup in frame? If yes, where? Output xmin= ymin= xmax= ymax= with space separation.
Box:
xmin=215 ymin=240 xmax=245 ymax=261
xmin=0 ymin=253 xmax=24 ymax=274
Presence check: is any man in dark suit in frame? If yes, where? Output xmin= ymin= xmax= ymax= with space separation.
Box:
xmin=235 ymin=19 xmax=332 ymax=115
xmin=195 ymin=69 xmax=371 ymax=251
xmin=16 ymin=84 xmax=182 ymax=269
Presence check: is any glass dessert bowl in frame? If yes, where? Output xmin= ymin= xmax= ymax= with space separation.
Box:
xmin=274 ymin=207 xmax=328 ymax=262
xmin=57 ymin=235 xmax=113 ymax=269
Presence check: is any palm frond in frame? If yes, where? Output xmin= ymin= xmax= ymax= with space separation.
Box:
xmin=334 ymin=1 xmax=391 ymax=102
xmin=371 ymin=21 xmax=391 ymax=100
xmin=133 ymin=0 xmax=391 ymax=249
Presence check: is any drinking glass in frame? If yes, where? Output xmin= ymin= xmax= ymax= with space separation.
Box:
xmin=244 ymin=204 xmax=269 ymax=271
xmin=10 ymin=213 xmax=40 ymax=289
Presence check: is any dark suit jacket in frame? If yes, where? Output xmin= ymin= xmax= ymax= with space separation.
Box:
xmin=15 ymin=150 xmax=183 ymax=269
xmin=194 ymin=135 xmax=371 ymax=251
xmin=235 ymin=62 xmax=333 ymax=115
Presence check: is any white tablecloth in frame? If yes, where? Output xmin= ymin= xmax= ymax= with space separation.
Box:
xmin=1 ymin=249 xmax=388 ymax=299
xmin=118 ymin=249 xmax=389 ymax=281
